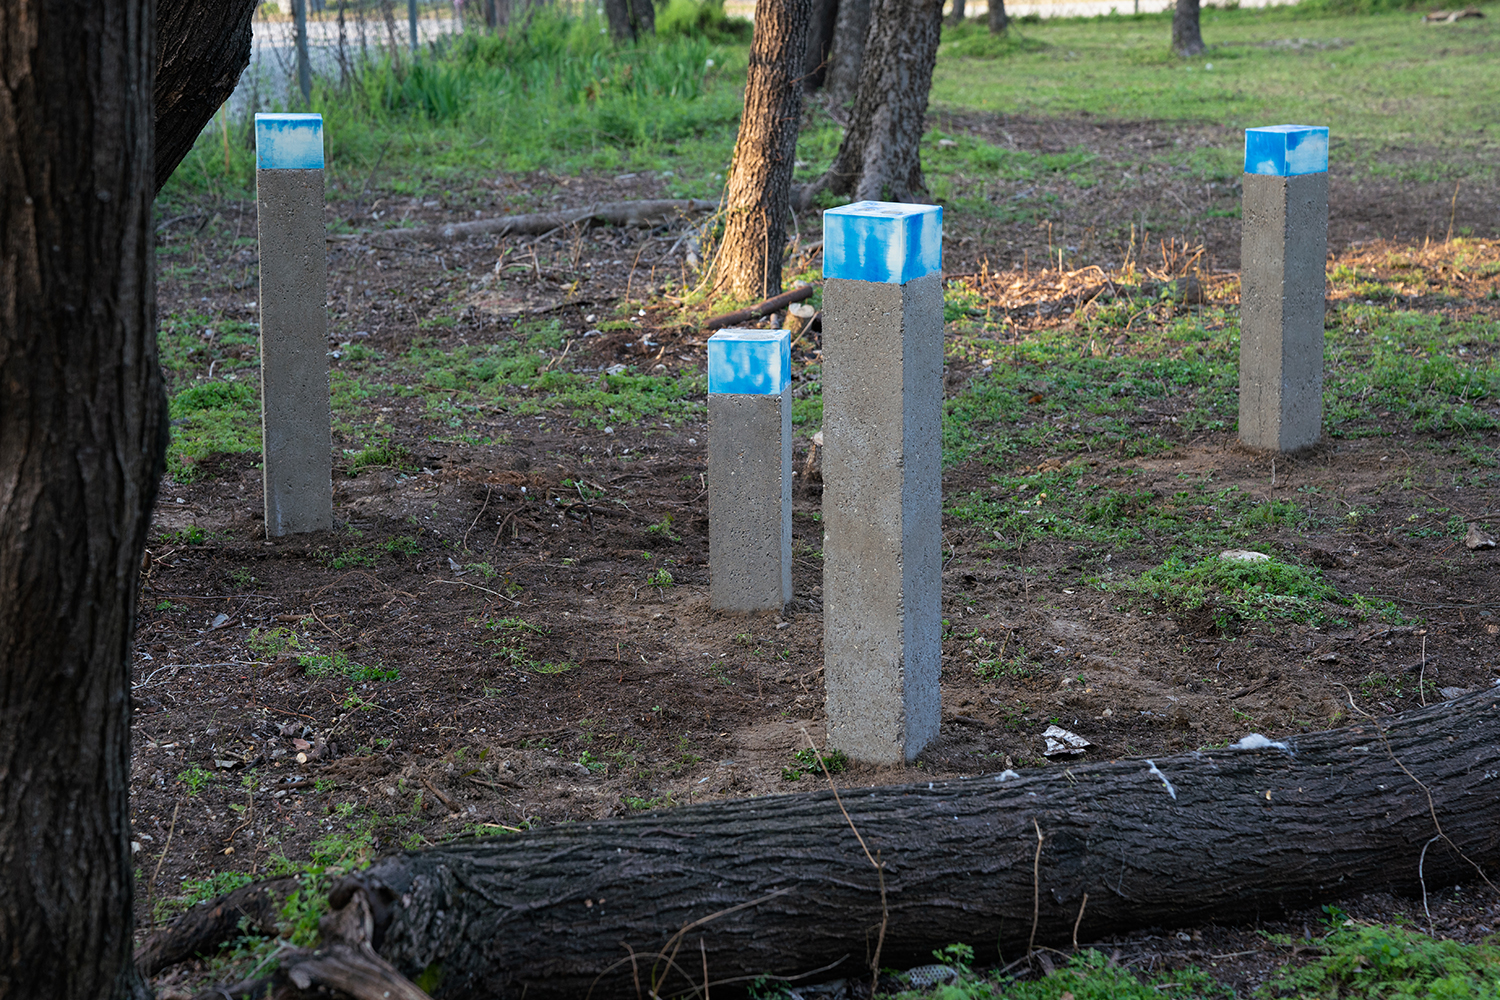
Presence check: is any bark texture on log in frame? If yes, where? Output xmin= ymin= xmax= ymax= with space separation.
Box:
xmin=713 ymin=0 xmax=813 ymax=301
xmin=1172 ymin=0 xmax=1206 ymax=56
xmin=136 ymin=879 xmax=292 ymax=977
xmin=0 ymin=0 xmax=165 ymax=997
xmin=372 ymin=199 xmax=720 ymax=244
xmin=328 ymin=691 xmax=1500 ymax=1000
xmin=823 ymin=0 xmax=944 ymax=202
xmin=155 ymin=0 xmax=260 ymax=193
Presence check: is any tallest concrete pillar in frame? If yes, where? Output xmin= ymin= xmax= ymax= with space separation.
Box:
xmin=1239 ymin=124 xmax=1329 ymax=452
xmin=821 ymin=202 xmax=943 ymax=765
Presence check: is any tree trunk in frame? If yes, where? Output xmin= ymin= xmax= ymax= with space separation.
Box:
xmin=0 ymin=3 xmax=166 ymax=1000
xmin=802 ymin=0 xmax=840 ymax=90
xmin=823 ymin=0 xmax=944 ymax=202
xmin=946 ymin=0 xmax=965 ymax=25
xmin=822 ymin=0 xmax=870 ymax=108
xmin=285 ymin=690 xmax=1500 ymax=1000
xmin=712 ymin=0 xmax=813 ymax=301
xmin=604 ymin=0 xmax=655 ymax=41
xmin=1172 ymin=0 xmax=1205 ymax=56
xmin=154 ymin=0 xmax=260 ymax=192
xmin=988 ymin=0 xmax=1007 ymax=33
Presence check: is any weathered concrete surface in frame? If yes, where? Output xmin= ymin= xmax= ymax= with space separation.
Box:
xmin=821 ymin=272 xmax=943 ymax=764
xmin=708 ymin=389 xmax=792 ymax=612
xmin=1239 ymin=170 xmax=1327 ymax=452
xmin=257 ymin=168 xmax=332 ymax=535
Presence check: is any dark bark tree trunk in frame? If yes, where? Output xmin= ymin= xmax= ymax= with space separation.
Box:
xmin=604 ymin=0 xmax=655 ymax=42
xmin=988 ymin=0 xmax=1008 ymax=33
xmin=0 ymin=3 xmax=166 ymax=1000
xmin=946 ymin=0 xmax=966 ymax=25
xmin=823 ymin=0 xmax=944 ymax=202
xmin=266 ymin=690 xmax=1500 ymax=1000
xmin=712 ymin=0 xmax=813 ymax=301
xmin=802 ymin=0 xmax=840 ymax=91
xmin=1172 ymin=0 xmax=1205 ymax=56
xmin=822 ymin=0 xmax=871 ymax=108
xmin=154 ymin=0 xmax=259 ymax=192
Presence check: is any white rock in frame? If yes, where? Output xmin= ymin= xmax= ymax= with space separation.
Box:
xmin=1220 ymin=549 xmax=1270 ymax=563
xmin=1042 ymin=724 xmax=1090 ymax=756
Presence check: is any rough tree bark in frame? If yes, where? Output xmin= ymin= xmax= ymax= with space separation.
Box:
xmin=822 ymin=0 xmax=871 ymax=108
xmin=802 ymin=0 xmax=840 ymax=90
xmin=603 ymin=0 xmax=655 ymax=42
xmin=155 ymin=0 xmax=260 ymax=192
xmin=713 ymin=0 xmax=814 ymax=301
xmin=240 ymin=690 xmax=1500 ymax=1000
xmin=988 ymin=0 xmax=1008 ymax=34
xmin=823 ymin=0 xmax=944 ymax=202
xmin=1172 ymin=0 xmax=1206 ymax=56
xmin=0 ymin=1 xmax=166 ymax=999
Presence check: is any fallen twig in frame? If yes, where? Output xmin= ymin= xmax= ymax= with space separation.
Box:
xmin=357 ymin=199 xmax=718 ymax=245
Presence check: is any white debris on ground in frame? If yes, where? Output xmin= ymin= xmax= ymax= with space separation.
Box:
xmin=1041 ymin=724 xmax=1091 ymax=756
xmin=1229 ymin=733 xmax=1293 ymax=753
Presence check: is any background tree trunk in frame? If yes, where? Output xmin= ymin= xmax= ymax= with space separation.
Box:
xmin=0 ymin=1 xmax=166 ymax=999
xmin=604 ymin=0 xmax=655 ymax=41
xmin=946 ymin=0 xmax=966 ymax=25
xmin=155 ymin=0 xmax=259 ymax=192
xmin=823 ymin=0 xmax=944 ymax=201
xmin=713 ymin=0 xmax=813 ymax=301
xmin=988 ymin=0 xmax=1008 ymax=33
xmin=309 ymin=690 xmax=1500 ymax=1000
xmin=1173 ymin=0 xmax=1205 ymax=56
xmin=802 ymin=0 xmax=840 ymax=91
xmin=821 ymin=0 xmax=871 ymax=108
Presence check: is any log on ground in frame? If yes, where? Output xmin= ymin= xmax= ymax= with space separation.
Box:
xmin=318 ymin=692 xmax=1500 ymax=997
xmin=367 ymin=200 xmax=719 ymax=244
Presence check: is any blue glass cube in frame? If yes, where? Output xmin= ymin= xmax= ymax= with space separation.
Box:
xmin=823 ymin=201 xmax=942 ymax=284
xmin=707 ymin=329 xmax=790 ymax=395
xmin=1244 ymin=125 xmax=1328 ymax=177
xmin=255 ymin=113 xmax=325 ymax=170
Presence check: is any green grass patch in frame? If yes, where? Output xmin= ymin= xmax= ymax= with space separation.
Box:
xmin=1256 ymin=919 xmax=1500 ymax=999
xmin=1115 ymin=552 xmax=1342 ymax=628
xmin=477 ymin=615 xmax=577 ymax=674
xmin=299 ymin=651 xmax=398 ymax=682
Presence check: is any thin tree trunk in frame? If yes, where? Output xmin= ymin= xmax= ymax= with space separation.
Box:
xmin=295 ymin=0 xmax=314 ymax=102
xmin=604 ymin=0 xmax=655 ymax=41
xmin=0 ymin=3 xmax=166 ymax=1000
xmin=269 ymin=689 xmax=1500 ymax=1000
xmin=988 ymin=0 xmax=1007 ymax=33
xmin=946 ymin=0 xmax=965 ymax=25
xmin=155 ymin=0 xmax=260 ymax=191
xmin=823 ymin=0 xmax=944 ymax=202
xmin=802 ymin=0 xmax=840 ymax=90
xmin=713 ymin=0 xmax=814 ymax=301
xmin=1173 ymin=0 xmax=1205 ymax=56
xmin=822 ymin=0 xmax=871 ymax=108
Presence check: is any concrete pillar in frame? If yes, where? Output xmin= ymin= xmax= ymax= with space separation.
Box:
xmin=1239 ymin=124 xmax=1329 ymax=452
xmin=255 ymin=113 xmax=332 ymax=536
xmin=707 ymin=329 xmax=793 ymax=613
xmin=820 ymin=202 xmax=943 ymax=765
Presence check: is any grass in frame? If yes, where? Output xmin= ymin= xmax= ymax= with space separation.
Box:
xmin=929 ymin=5 xmax=1500 ymax=165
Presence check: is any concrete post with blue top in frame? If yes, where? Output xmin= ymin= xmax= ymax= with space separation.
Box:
xmin=255 ymin=113 xmax=332 ymax=536
xmin=1240 ymin=125 xmax=1329 ymax=452
xmin=821 ymin=201 xmax=943 ymax=765
xmin=707 ymin=330 xmax=793 ymax=613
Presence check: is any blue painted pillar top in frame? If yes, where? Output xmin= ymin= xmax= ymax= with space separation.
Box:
xmin=823 ymin=201 xmax=942 ymax=285
xmin=255 ymin=113 xmax=325 ymax=170
xmin=707 ymin=329 xmax=791 ymax=395
xmin=1244 ymin=125 xmax=1328 ymax=176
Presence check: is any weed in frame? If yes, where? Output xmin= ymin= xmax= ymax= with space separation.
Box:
xmin=1256 ymin=922 xmax=1500 ymax=999
xmin=247 ymin=626 xmax=301 ymax=657
xmin=1117 ymin=553 xmax=1341 ymax=629
xmin=299 ymin=651 xmax=398 ymax=682
xmin=645 ymin=568 xmax=675 ymax=587
xmin=164 ymin=525 xmax=206 ymax=546
xmin=346 ymin=443 xmax=416 ymax=473
xmin=781 ymin=747 xmax=849 ymax=781
xmin=177 ymin=765 xmax=214 ymax=796
xmin=622 ymin=794 xmax=672 ymax=811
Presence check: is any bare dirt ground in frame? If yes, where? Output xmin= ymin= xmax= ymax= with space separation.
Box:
xmin=135 ymin=113 xmax=1500 ymax=994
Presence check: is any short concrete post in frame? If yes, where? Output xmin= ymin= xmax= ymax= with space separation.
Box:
xmin=255 ymin=113 xmax=332 ymax=536
xmin=820 ymin=201 xmax=943 ymax=765
xmin=1239 ymin=124 xmax=1329 ymax=452
xmin=707 ymin=329 xmax=792 ymax=613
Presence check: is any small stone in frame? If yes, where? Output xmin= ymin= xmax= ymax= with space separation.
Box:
xmin=1438 ymin=687 xmax=1474 ymax=700
xmin=1465 ymin=523 xmax=1496 ymax=550
xmin=1220 ymin=549 xmax=1271 ymax=563
xmin=811 ymin=430 xmax=824 ymax=447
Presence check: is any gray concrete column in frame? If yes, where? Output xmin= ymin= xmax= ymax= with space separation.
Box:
xmin=1239 ymin=125 xmax=1329 ymax=452
xmin=820 ymin=202 xmax=944 ymax=765
xmin=707 ymin=329 xmax=793 ymax=613
xmin=256 ymin=113 xmax=332 ymax=536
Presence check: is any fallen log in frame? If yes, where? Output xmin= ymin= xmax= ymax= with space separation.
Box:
xmin=701 ymin=284 xmax=816 ymax=331
xmin=365 ymin=199 xmax=719 ymax=245
xmin=161 ymin=689 xmax=1500 ymax=1000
